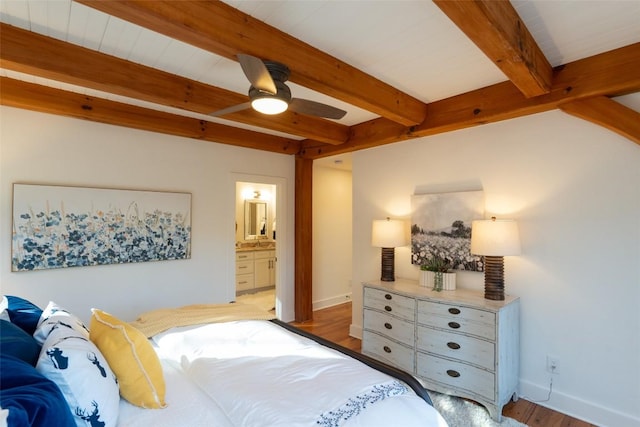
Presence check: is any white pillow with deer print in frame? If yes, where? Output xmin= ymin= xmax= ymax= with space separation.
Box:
xmin=36 ymin=324 xmax=120 ymax=427
xmin=33 ymin=301 xmax=90 ymax=345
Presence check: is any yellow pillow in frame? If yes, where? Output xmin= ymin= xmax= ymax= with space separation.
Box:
xmin=89 ymin=309 xmax=166 ymax=409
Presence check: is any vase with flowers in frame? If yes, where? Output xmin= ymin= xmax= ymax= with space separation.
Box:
xmin=420 ymin=256 xmax=456 ymax=291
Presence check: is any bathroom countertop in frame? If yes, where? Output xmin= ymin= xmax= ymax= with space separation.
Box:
xmin=236 ymin=245 xmax=276 ymax=252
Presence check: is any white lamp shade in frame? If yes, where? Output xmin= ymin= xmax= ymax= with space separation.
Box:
xmin=471 ymin=219 xmax=521 ymax=256
xmin=372 ymin=219 xmax=407 ymax=248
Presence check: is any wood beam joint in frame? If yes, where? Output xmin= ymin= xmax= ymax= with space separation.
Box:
xmin=300 ymin=43 xmax=640 ymax=159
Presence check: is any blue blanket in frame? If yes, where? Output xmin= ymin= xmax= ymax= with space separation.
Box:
xmin=0 ymin=354 xmax=75 ymax=427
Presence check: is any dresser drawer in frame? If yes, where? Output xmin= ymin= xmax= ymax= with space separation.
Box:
xmin=235 ymin=274 xmax=254 ymax=291
xmin=364 ymin=287 xmax=415 ymax=322
xmin=362 ymin=330 xmax=414 ymax=373
xmin=364 ymin=308 xmax=414 ymax=346
xmin=236 ymin=251 xmax=254 ymax=261
xmin=416 ymin=325 xmax=494 ymax=370
xmin=418 ymin=301 xmax=495 ymax=340
xmin=254 ymin=250 xmax=275 ymax=259
xmin=417 ymin=352 xmax=495 ymax=401
xmin=236 ymin=260 xmax=254 ymax=275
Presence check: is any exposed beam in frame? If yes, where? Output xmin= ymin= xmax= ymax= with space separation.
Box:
xmin=302 ymin=43 xmax=640 ymax=158
xmin=0 ymin=23 xmax=348 ymax=146
xmin=76 ymin=0 xmax=427 ymax=127
xmin=434 ymin=0 xmax=552 ymax=98
xmin=294 ymin=156 xmax=314 ymax=322
xmin=301 ymin=119 xmax=412 ymax=158
xmin=559 ymin=97 xmax=640 ymax=146
xmin=0 ymin=77 xmax=301 ymax=154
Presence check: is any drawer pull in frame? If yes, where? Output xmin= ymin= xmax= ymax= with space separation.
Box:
xmin=384 ymin=322 xmax=393 ymax=330
xmin=384 ymin=294 xmax=392 ymax=300
xmin=448 ymin=308 xmax=461 ymax=315
xmin=448 ymin=321 xmax=460 ymax=329
xmin=383 ymin=346 xmax=392 ymax=353
xmin=384 ymin=305 xmax=392 ymax=312
xmin=447 ymin=342 xmax=461 ymax=350
xmin=446 ymin=369 xmax=461 ymax=378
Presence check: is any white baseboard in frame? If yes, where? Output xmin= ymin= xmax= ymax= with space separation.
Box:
xmin=519 ymin=379 xmax=639 ymax=427
xmin=349 ymin=323 xmax=362 ymax=340
xmin=312 ymin=293 xmax=352 ymax=311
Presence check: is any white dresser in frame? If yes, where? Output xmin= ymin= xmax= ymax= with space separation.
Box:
xmin=362 ymin=279 xmax=519 ymax=422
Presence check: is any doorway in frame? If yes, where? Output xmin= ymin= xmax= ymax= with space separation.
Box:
xmin=231 ymin=173 xmax=290 ymax=320
xmin=235 ymin=181 xmax=276 ymax=313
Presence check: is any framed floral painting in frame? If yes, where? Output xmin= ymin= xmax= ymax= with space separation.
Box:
xmin=11 ymin=184 xmax=191 ymax=271
xmin=411 ymin=190 xmax=484 ymax=272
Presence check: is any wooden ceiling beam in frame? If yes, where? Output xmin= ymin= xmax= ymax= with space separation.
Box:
xmin=559 ymin=97 xmax=640 ymax=146
xmin=0 ymin=23 xmax=347 ymax=146
xmin=0 ymin=77 xmax=301 ymax=154
xmin=75 ymin=0 xmax=427 ymax=127
xmin=302 ymin=43 xmax=640 ymax=158
xmin=434 ymin=0 xmax=552 ymax=98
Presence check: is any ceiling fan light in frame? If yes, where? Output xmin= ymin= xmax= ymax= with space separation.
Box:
xmin=251 ymin=97 xmax=288 ymax=115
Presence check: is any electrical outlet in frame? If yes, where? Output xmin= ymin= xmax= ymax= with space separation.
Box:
xmin=546 ymin=356 xmax=560 ymax=374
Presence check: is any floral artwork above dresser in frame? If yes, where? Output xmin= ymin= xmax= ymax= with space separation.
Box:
xmin=411 ymin=191 xmax=485 ymax=272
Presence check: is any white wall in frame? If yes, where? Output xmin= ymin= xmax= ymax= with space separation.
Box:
xmin=351 ymin=106 xmax=640 ymax=426
xmin=0 ymin=106 xmax=296 ymax=323
xmin=312 ymin=165 xmax=352 ymax=309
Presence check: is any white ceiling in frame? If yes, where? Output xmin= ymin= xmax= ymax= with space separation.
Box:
xmin=1 ymin=0 xmax=639 ymax=141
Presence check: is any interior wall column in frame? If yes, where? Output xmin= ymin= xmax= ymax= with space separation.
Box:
xmin=294 ymin=155 xmax=313 ymax=322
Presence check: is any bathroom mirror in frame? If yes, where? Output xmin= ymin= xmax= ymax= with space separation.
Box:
xmin=245 ymin=200 xmax=268 ymax=239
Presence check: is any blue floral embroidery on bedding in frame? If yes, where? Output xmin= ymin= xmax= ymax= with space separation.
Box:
xmin=316 ymin=380 xmax=409 ymax=427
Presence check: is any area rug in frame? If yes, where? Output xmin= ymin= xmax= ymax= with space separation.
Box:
xmin=428 ymin=391 xmax=528 ymax=427
xmin=235 ymin=289 xmax=276 ymax=312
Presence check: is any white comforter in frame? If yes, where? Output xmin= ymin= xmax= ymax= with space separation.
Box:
xmin=117 ymin=320 xmax=447 ymax=427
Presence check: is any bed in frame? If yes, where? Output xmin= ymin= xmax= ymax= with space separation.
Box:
xmin=0 ymin=296 xmax=448 ymax=427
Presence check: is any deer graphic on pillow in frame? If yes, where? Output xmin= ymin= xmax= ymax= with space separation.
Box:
xmin=45 ymin=347 xmax=68 ymax=369
xmin=76 ymin=401 xmax=105 ymax=427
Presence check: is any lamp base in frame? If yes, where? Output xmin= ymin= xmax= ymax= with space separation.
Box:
xmin=380 ymin=247 xmax=395 ymax=282
xmin=483 ymin=256 xmax=505 ymax=300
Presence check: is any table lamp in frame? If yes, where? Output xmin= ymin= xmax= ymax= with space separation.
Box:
xmin=470 ymin=217 xmax=521 ymax=300
xmin=372 ymin=218 xmax=407 ymax=282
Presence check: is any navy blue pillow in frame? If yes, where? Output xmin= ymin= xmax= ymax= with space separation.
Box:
xmin=0 ymin=354 xmax=75 ymax=427
xmin=5 ymin=295 xmax=43 ymax=335
xmin=0 ymin=320 xmax=41 ymax=366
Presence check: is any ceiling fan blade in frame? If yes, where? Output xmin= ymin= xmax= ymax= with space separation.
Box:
xmin=289 ymin=98 xmax=347 ymax=120
xmin=209 ymin=102 xmax=251 ymax=117
xmin=237 ymin=54 xmax=277 ymax=94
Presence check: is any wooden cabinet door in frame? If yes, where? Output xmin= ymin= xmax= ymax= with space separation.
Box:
xmin=254 ymin=257 xmax=271 ymax=287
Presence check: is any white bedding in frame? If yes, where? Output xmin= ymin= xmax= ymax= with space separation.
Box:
xmin=117 ymin=320 xmax=448 ymax=427
xmin=117 ymin=358 xmax=233 ymax=427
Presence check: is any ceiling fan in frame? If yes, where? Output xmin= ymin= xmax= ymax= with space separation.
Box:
xmin=210 ymin=54 xmax=347 ymax=120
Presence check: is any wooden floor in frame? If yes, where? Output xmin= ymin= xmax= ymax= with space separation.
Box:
xmin=291 ymin=302 xmax=595 ymax=427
